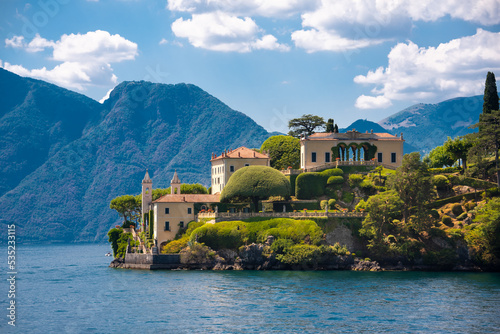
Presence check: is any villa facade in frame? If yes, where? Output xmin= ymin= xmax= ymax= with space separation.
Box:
xmin=300 ymin=130 xmax=404 ymax=170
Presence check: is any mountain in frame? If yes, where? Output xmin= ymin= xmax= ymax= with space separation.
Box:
xmin=0 ymin=70 xmax=272 ymax=243
xmin=378 ymin=96 xmax=483 ymax=155
xmin=340 ymin=119 xmax=419 ymax=154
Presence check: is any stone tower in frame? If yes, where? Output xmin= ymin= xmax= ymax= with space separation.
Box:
xmin=171 ymin=170 xmax=181 ymax=194
xmin=142 ymin=169 xmax=153 ymax=219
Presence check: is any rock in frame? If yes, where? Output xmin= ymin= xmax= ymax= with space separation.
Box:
xmin=239 ymin=243 xmax=265 ymax=268
xmin=432 ymin=237 xmax=452 ymax=249
xmin=109 ymin=257 xmax=124 ymax=268
xmin=351 ymin=258 xmax=381 ymax=271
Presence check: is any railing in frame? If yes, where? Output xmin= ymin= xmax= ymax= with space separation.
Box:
xmin=198 ymin=211 xmax=365 ymax=222
xmin=281 ymin=160 xmax=379 ymax=175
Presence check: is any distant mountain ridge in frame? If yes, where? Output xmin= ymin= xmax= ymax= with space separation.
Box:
xmin=0 ymin=69 xmax=272 ymax=243
xmin=377 ymin=96 xmax=483 ymax=154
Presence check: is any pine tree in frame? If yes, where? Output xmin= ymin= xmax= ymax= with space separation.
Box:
xmin=483 ymin=72 xmax=499 ymax=115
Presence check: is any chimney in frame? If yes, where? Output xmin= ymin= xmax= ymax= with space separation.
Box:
xmin=370 ymin=129 xmax=373 ymax=134
xmin=401 ymin=132 xmax=404 ymax=140
xmin=253 ymin=151 xmax=256 ymax=157
xmin=238 ymin=152 xmax=241 ymax=157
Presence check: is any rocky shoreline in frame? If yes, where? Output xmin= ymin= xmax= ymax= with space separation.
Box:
xmin=109 ymin=242 xmax=486 ymax=272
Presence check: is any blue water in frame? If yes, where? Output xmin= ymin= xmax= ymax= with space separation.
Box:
xmin=1 ymin=244 xmax=500 ymax=333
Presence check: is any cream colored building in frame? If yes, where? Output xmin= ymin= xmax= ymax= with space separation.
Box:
xmin=210 ymin=147 xmax=270 ymax=194
xmin=300 ymin=130 xmax=404 ymax=169
xmin=143 ymin=171 xmax=219 ymax=249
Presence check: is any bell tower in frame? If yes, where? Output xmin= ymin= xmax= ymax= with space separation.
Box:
xmin=142 ymin=169 xmax=153 ymax=218
xmin=171 ymin=170 xmax=181 ymax=194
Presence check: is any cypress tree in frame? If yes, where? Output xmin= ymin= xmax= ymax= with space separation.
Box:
xmin=326 ymin=119 xmax=334 ymax=132
xmin=483 ymin=72 xmax=499 ymax=114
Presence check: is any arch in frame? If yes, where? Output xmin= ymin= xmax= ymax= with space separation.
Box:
xmin=159 ymin=241 xmax=169 ymax=251
xmin=348 ymin=143 xmax=359 ymax=161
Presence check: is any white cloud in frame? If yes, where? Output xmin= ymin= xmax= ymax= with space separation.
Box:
xmin=355 ymin=95 xmax=392 ymax=109
xmin=292 ymin=29 xmax=385 ymax=53
xmin=167 ymin=0 xmax=500 ymax=53
xmin=1 ymin=30 xmax=138 ymax=91
xmin=353 ymin=29 xmax=500 ymax=109
xmin=167 ymin=0 xmax=319 ymax=18
xmin=159 ymin=38 xmax=168 ymax=45
xmin=5 ymin=35 xmax=25 ymax=48
xmin=171 ymin=11 xmax=289 ymax=52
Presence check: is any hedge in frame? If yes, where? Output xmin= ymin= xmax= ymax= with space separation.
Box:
xmin=296 ymin=173 xmax=325 ymax=199
xmin=429 ymin=167 xmax=462 ymax=174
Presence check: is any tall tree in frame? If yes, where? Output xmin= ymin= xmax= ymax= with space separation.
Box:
xmin=288 ymin=114 xmax=325 ymax=137
xmin=483 ymin=72 xmax=499 ymax=115
xmin=388 ymin=152 xmax=433 ymax=230
xmin=472 ymin=109 xmax=500 ymax=187
xmin=326 ymin=119 xmax=335 ymax=133
xmin=260 ymin=135 xmax=300 ymax=170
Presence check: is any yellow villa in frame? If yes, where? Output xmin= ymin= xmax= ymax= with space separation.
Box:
xmin=300 ymin=130 xmax=404 ymax=170
xmin=142 ymin=171 xmax=219 ymax=249
xmin=210 ymin=147 xmax=270 ymax=194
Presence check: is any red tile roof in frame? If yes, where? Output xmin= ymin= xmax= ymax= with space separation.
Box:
xmin=211 ymin=146 xmax=269 ymax=161
xmin=154 ymin=194 xmax=220 ymax=203
xmin=305 ymin=131 xmax=402 ymax=141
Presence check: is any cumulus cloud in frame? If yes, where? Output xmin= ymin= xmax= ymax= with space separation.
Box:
xmin=353 ymin=29 xmax=500 ymax=109
xmin=2 ymin=30 xmax=137 ymax=91
xmin=167 ymin=0 xmax=500 ymax=53
xmin=171 ymin=11 xmax=289 ymax=52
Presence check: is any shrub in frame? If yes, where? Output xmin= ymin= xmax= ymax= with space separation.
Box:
xmin=451 ymin=203 xmax=464 ymax=216
xmin=180 ymin=243 xmax=216 ymax=264
xmin=270 ymin=238 xmax=294 ymax=254
xmin=276 ymin=244 xmax=320 ymax=266
xmin=457 ymin=212 xmax=468 ymax=221
xmin=355 ymin=199 xmax=367 ymax=212
xmin=328 ymin=198 xmax=336 ymax=208
xmin=341 ymin=192 xmax=354 ymax=203
xmin=327 ymin=175 xmax=344 ymax=185
xmin=320 ymin=200 xmax=328 ymax=210
xmin=359 ymin=179 xmax=376 ymax=194
xmin=465 ymin=201 xmax=477 ymax=212
xmin=430 ymin=209 xmax=440 ymax=219
xmin=348 ymin=174 xmax=364 ymax=187
xmin=433 ymin=175 xmax=450 ymax=189
xmin=161 ymin=236 xmax=189 ymax=253
xmin=296 ymin=173 xmax=325 ymax=199
xmin=320 ymin=168 xmax=343 ymax=177
xmin=442 ymin=215 xmax=453 ymax=227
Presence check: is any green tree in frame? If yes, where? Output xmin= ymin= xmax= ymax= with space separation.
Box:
xmin=326 ymin=118 xmax=334 ymax=133
xmin=110 ymin=195 xmax=140 ymax=224
xmin=220 ymin=166 xmax=291 ymax=211
xmin=388 ymin=152 xmax=433 ymax=229
xmin=423 ymin=145 xmax=455 ymax=168
xmin=107 ymin=227 xmax=123 ymax=258
xmin=465 ymin=198 xmax=500 ymax=266
xmin=260 ymin=135 xmax=300 ymax=170
xmin=443 ymin=136 xmax=473 ymax=169
xmin=471 ymin=109 xmax=500 ymax=187
xmin=359 ymin=190 xmax=403 ymax=254
xmin=288 ymin=114 xmax=325 ymax=137
xmin=483 ymin=71 xmax=499 ymax=115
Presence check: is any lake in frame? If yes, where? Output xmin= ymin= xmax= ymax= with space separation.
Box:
xmin=1 ymin=244 xmax=500 ymax=333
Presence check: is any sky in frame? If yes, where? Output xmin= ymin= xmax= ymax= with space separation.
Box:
xmin=1 ymin=0 xmax=500 ymax=133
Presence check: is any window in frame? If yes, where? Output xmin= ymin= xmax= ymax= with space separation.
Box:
xmin=164 ymin=208 xmax=170 ymax=214
xmin=377 ymin=153 xmax=383 ymax=163
xmin=325 ymin=152 xmax=330 ymax=163
xmin=245 ymin=163 xmax=250 ymax=167
xmin=179 ymin=221 xmax=184 ymax=228
xmin=188 ymin=208 xmax=192 ymax=214
xmin=164 ymin=222 xmax=170 ymax=231
xmin=391 ymin=153 xmax=397 ymax=163
xmin=311 ymin=152 xmax=317 ymax=163
xmin=230 ymin=165 xmax=235 ymax=172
